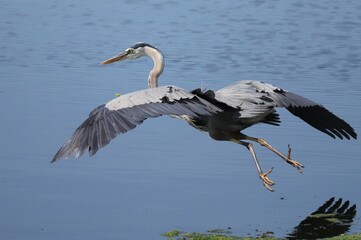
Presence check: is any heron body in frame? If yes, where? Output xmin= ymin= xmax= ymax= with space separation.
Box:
xmin=52 ymin=42 xmax=357 ymax=191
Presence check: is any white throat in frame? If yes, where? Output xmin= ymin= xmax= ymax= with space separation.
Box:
xmin=144 ymin=46 xmax=164 ymax=88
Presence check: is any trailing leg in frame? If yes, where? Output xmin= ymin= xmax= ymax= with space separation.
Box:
xmin=241 ymin=134 xmax=304 ymax=173
xmin=209 ymin=129 xmax=275 ymax=191
xmin=231 ymin=139 xmax=275 ymax=191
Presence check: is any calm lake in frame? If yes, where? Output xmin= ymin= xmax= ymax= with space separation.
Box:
xmin=1 ymin=0 xmax=360 ymax=239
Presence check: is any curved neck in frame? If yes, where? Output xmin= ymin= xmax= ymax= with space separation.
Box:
xmin=144 ymin=46 xmax=164 ymax=88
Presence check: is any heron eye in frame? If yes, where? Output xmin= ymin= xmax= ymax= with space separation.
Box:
xmin=126 ymin=48 xmax=134 ymax=54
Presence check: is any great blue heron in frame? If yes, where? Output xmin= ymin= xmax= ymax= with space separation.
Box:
xmin=52 ymin=42 xmax=357 ymax=191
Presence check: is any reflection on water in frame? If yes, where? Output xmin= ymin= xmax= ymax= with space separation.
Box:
xmin=162 ymin=197 xmax=357 ymax=239
xmin=288 ymin=197 xmax=357 ymax=239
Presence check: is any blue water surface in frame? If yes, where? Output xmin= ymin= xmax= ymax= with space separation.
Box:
xmin=1 ymin=1 xmax=360 ymax=239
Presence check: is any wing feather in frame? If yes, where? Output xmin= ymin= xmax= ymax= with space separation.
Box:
xmin=52 ymin=86 xmax=221 ymax=162
xmin=215 ymin=80 xmax=357 ymax=139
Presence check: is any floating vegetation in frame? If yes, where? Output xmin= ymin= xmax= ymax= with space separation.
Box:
xmin=161 ymin=231 xmax=361 ymax=240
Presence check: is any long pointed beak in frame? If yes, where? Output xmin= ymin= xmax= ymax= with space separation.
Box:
xmin=101 ymin=52 xmax=128 ymax=65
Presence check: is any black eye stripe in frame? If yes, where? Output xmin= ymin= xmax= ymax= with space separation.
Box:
xmin=126 ymin=48 xmax=135 ymax=54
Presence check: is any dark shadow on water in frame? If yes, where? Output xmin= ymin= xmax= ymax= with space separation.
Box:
xmin=162 ymin=197 xmax=357 ymax=239
xmin=287 ymin=197 xmax=357 ymax=239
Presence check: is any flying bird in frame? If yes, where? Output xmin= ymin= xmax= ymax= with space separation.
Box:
xmin=52 ymin=42 xmax=357 ymax=191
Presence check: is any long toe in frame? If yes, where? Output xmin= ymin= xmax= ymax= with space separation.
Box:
xmin=287 ymin=159 xmax=304 ymax=173
xmin=260 ymin=168 xmax=275 ymax=191
xmin=286 ymin=145 xmax=304 ymax=173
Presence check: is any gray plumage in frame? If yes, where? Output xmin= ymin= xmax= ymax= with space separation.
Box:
xmin=206 ymin=80 xmax=356 ymax=139
xmin=52 ymin=42 xmax=357 ymax=191
xmin=51 ymin=86 xmax=220 ymax=162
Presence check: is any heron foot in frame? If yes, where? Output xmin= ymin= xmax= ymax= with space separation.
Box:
xmin=285 ymin=145 xmax=304 ymax=173
xmin=259 ymin=167 xmax=275 ymax=192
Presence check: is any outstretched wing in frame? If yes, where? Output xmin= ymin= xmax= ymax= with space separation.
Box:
xmin=215 ymin=80 xmax=357 ymax=139
xmin=52 ymin=86 xmax=220 ymax=162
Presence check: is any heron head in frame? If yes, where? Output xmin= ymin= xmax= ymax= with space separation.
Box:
xmin=101 ymin=42 xmax=157 ymax=64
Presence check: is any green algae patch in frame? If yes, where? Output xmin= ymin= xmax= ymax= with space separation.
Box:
xmin=161 ymin=230 xmax=361 ymax=240
xmin=183 ymin=232 xmax=244 ymax=240
xmin=161 ymin=230 xmax=183 ymax=238
xmin=207 ymin=229 xmax=233 ymax=234
xmin=162 ymin=230 xmax=277 ymax=240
